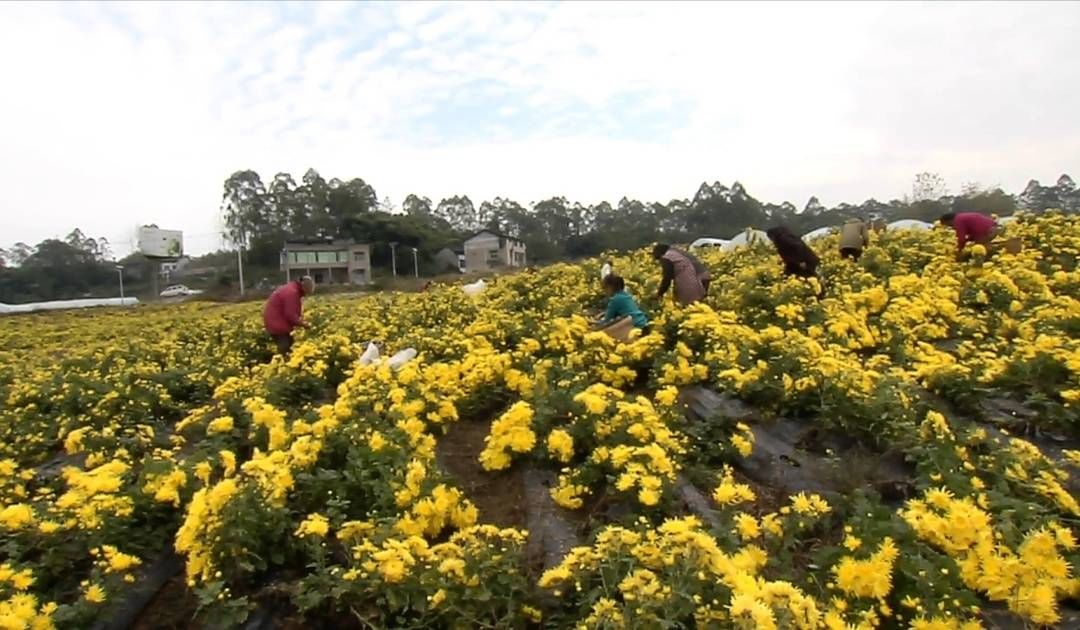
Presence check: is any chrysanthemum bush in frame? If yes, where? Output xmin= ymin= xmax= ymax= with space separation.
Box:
xmin=537 ymin=513 xmax=833 ymax=629
xmin=0 ymin=212 xmax=1078 ymax=627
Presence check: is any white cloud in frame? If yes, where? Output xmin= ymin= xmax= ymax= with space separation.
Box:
xmin=384 ymin=30 xmax=411 ymax=49
xmin=0 ymin=1 xmax=1078 ymax=254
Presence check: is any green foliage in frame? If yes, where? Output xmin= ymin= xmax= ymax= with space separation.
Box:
xmin=6 ymin=171 xmax=1078 ymax=303
xmin=0 ymin=237 xmax=115 ymax=303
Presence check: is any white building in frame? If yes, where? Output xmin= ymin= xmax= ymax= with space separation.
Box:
xmin=158 ymin=256 xmax=192 ymax=282
xmin=462 ymin=230 xmax=527 ymax=272
xmin=280 ymin=238 xmax=372 ymax=285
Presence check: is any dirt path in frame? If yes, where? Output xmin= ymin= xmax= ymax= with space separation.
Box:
xmin=130 ymin=575 xmax=198 ymax=630
xmin=435 ymin=417 xmax=527 ymax=529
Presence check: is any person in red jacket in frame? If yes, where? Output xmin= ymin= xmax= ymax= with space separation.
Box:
xmin=263 ymin=276 xmax=314 ymax=355
xmin=940 ymin=212 xmax=1001 ymax=257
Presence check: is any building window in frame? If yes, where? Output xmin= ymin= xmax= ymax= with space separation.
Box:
xmin=353 ymin=251 xmax=366 ymax=263
xmin=291 ymin=251 xmax=318 ymax=265
xmin=316 ymin=251 xmax=338 ymax=264
xmin=487 ymin=249 xmax=499 ymax=261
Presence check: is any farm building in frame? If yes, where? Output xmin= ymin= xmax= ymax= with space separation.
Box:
xmin=462 ymin=230 xmax=527 ymax=272
xmin=434 ymin=247 xmax=465 ymax=273
xmin=280 ymin=238 xmax=372 ymax=285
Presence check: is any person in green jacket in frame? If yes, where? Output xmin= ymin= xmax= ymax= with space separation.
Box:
xmin=594 ymin=274 xmax=649 ymax=334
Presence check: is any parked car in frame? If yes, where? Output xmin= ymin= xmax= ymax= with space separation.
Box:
xmin=159 ymin=285 xmax=203 ymax=298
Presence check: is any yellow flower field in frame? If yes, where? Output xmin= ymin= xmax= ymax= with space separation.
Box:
xmin=0 ymin=213 xmax=1078 ymax=629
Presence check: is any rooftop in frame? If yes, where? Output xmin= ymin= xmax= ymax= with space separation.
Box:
xmin=283 ymin=237 xmax=367 ymax=247
xmin=465 ymin=229 xmax=524 ymax=244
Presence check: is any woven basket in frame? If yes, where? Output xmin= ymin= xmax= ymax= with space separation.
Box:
xmin=601 ymin=316 xmax=634 ymax=343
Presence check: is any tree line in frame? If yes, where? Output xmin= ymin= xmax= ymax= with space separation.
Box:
xmin=0 ymin=230 xmax=118 ymax=303
xmin=2 ymin=172 xmax=1077 ymax=303
xmin=222 ymin=169 xmax=1079 ymax=268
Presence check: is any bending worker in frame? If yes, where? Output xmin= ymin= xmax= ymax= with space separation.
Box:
xmin=838 ymin=216 xmax=870 ymax=261
xmin=594 ymin=274 xmax=649 ymax=335
xmin=766 ymin=226 xmax=820 ymax=278
xmin=939 ymin=212 xmax=1000 ymax=257
xmin=652 ymin=243 xmax=710 ymax=306
xmin=263 ymin=275 xmax=314 ymax=355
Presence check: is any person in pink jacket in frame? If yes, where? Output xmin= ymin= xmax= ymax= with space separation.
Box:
xmin=940 ymin=212 xmax=1000 ymax=257
xmin=652 ymin=244 xmax=709 ymax=306
xmin=263 ymin=276 xmax=314 ymax=355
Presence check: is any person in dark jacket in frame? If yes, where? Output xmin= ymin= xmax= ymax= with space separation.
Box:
xmin=652 ymin=244 xmax=710 ymax=305
xmin=263 ymin=276 xmax=314 ymax=355
xmin=766 ymin=226 xmax=820 ymax=278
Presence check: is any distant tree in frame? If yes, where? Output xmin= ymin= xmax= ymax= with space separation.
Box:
xmin=434 ymin=196 xmax=477 ymax=232
xmin=1019 ymin=179 xmax=1062 ymax=212
xmin=342 ymin=212 xmax=455 ymax=275
xmin=535 ymin=197 xmax=572 ymax=238
xmin=7 ymin=243 xmax=34 ymax=266
xmin=952 ymin=185 xmax=1017 ymax=216
xmin=222 ymin=170 xmax=268 ymax=249
xmin=907 ymin=199 xmax=951 ymax=222
xmin=803 ymin=196 xmax=826 ymax=215
xmin=476 ymin=198 xmax=514 ymax=233
xmin=267 ymin=172 xmax=298 ymax=234
xmin=64 ymin=229 xmax=110 ymax=261
xmin=1 ymin=238 xmax=114 ymax=302
xmin=684 ymin=182 xmax=730 ymax=237
xmin=683 ymin=181 xmax=767 ymax=238
xmin=27 ymin=239 xmax=97 ymax=269
xmin=115 ymin=250 xmax=156 ymax=283
xmin=206 ymin=166 xmax=1076 ymax=275
xmin=1056 ymin=174 xmax=1080 ymax=213
xmin=481 ymin=197 xmax=527 ymax=236
xmin=328 ymin=178 xmax=377 ymax=232
xmin=912 ymin=172 xmax=948 ymax=202
xmin=298 ymin=168 xmax=332 ymax=236
xmin=96 ymin=237 xmax=112 ymax=261
xmin=476 ymin=200 xmax=499 ymax=232
xmin=960 ymin=181 xmax=983 ymax=197
xmin=657 ymin=199 xmax=688 ymax=237
xmin=568 ymin=201 xmax=592 ymax=237
xmin=403 ymin=194 xmax=433 ymax=218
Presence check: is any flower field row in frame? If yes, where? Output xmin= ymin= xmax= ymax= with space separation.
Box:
xmin=0 ymin=213 xmax=1078 ymax=628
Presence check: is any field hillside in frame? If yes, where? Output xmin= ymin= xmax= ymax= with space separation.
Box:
xmin=1 ymin=213 xmax=1079 ymax=629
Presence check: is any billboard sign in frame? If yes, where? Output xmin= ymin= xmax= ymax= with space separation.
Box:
xmin=137 ymin=226 xmax=183 ymax=259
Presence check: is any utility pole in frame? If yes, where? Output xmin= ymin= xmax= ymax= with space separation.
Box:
xmin=237 ymin=246 xmax=245 ymax=296
xmin=224 ymin=204 xmax=246 ymax=296
xmin=411 ymin=247 xmax=419 ymax=278
xmin=389 ymin=242 xmax=398 ymax=278
xmin=115 ymin=265 xmax=125 ymax=301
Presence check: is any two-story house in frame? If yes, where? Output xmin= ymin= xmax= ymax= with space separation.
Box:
xmin=281 ymin=238 xmax=372 ymax=285
xmin=462 ymin=230 xmax=526 ymax=272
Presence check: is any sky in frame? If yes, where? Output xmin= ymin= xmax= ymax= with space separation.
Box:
xmin=1 ymin=1 xmax=1078 ymax=256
